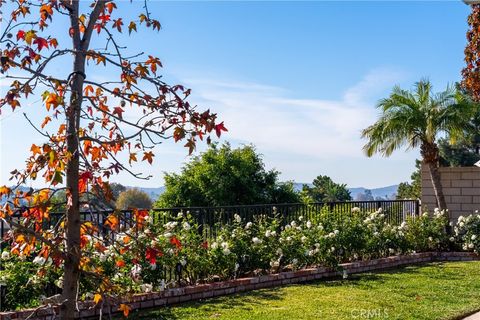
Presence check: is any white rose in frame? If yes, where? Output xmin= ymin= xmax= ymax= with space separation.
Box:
xmin=183 ymin=222 xmax=191 ymax=230
xmin=33 ymin=256 xmax=46 ymax=265
xmin=223 ymin=248 xmax=231 ymax=255
xmin=1 ymin=251 xmax=10 ymax=260
xmin=141 ymin=283 xmax=153 ymax=293
xmin=245 ymin=222 xmax=253 ymax=229
xmin=270 ymin=260 xmax=280 ymax=268
xmin=306 ymin=221 xmax=312 ymax=229
xmin=472 ymin=234 xmax=477 ymax=241
xmin=252 ymin=237 xmax=262 ymax=245
xmin=234 ymin=214 xmax=242 ymax=223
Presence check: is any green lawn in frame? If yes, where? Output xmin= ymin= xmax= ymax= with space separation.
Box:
xmin=128 ymin=261 xmax=480 ymax=320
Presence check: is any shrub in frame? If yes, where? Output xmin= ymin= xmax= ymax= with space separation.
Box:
xmin=454 ymin=213 xmax=480 ymax=252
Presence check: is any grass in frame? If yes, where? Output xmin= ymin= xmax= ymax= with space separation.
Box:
xmin=127 ymin=261 xmax=480 ymax=320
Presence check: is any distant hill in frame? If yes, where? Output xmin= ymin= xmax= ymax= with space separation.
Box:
xmin=348 ymin=185 xmax=398 ymax=200
xmin=292 ymin=183 xmax=398 ymax=200
xmin=1 ymin=184 xmax=398 ymax=204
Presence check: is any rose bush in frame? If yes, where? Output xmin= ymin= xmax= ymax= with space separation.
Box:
xmin=0 ymin=208 xmax=477 ymax=311
xmin=454 ymin=212 xmax=480 ymax=252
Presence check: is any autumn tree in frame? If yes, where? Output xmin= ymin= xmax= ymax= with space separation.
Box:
xmin=462 ymin=4 xmax=480 ymax=101
xmin=0 ymin=1 xmax=225 ymax=318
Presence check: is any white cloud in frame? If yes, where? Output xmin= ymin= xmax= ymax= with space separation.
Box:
xmin=185 ymin=67 xmax=408 ymax=160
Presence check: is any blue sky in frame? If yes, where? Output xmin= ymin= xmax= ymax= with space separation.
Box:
xmin=0 ymin=1 xmax=472 ymax=189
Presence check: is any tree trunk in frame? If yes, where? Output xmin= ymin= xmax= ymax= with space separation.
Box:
xmin=425 ymin=162 xmax=447 ymax=212
xmin=420 ymin=141 xmax=449 ymax=220
xmin=59 ymin=2 xmax=106 ymax=317
xmin=60 ymin=57 xmax=85 ymax=320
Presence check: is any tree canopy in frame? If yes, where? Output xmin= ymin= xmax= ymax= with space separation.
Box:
xmin=302 ymin=175 xmax=351 ymax=203
xmin=362 ymin=79 xmax=474 ymax=212
xmin=396 ymin=160 xmax=421 ymax=200
xmin=155 ymin=143 xmax=300 ymax=207
xmin=115 ymin=188 xmax=152 ymax=210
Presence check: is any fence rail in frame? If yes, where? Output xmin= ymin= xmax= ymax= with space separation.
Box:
xmin=0 ymin=200 xmax=420 ymax=242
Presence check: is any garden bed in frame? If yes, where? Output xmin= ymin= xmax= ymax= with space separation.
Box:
xmin=1 ymin=251 xmax=477 ymax=320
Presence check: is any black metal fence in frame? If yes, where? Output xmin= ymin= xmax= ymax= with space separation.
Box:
xmin=0 ymin=200 xmax=420 ymax=242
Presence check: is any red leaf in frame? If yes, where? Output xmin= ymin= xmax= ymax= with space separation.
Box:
xmin=170 ymin=236 xmax=182 ymax=250
xmin=113 ymin=106 xmax=124 ymax=119
xmin=16 ymin=30 xmax=25 ymax=40
xmin=145 ymin=247 xmax=157 ymax=265
xmin=33 ymin=37 xmax=49 ymax=51
xmin=214 ymin=122 xmax=228 ymax=137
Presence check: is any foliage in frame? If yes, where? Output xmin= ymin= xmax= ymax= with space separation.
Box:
xmin=462 ymin=4 xmax=480 ymax=101
xmin=0 ymin=207 xmax=466 ymax=312
xmin=0 ymin=255 xmax=61 ymax=311
xmin=155 ymin=143 xmax=300 ymax=207
xmin=115 ymin=188 xmax=153 ymax=210
xmin=454 ymin=214 xmax=480 ymax=253
xmin=404 ymin=209 xmax=449 ymax=252
xmin=0 ymin=1 xmax=225 ymax=317
xmin=396 ymin=160 xmax=421 ymax=200
xmin=302 ymin=175 xmax=351 ymax=202
xmin=439 ymin=138 xmax=480 ymax=167
xmin=130 ymin=261 xmax=480 ymax=320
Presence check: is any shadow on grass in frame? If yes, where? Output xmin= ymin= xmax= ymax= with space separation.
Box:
xmin=127 ymin=289 xmax=286 ymax=319
xmin=122 ymin=261 xmax=465 ymax=319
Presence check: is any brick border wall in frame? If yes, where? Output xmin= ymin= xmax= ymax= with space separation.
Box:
xmin=421 ymin=166 xmax=480 ymax=221
xmin=1 ymin=252 xmax=478 ymax=320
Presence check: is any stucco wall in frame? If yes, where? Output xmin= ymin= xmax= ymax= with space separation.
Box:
xmin=421 ymin=165 xmax=480 ymax=221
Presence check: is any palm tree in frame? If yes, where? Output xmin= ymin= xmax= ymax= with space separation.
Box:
xmin=361 ymin=79 xmax=474 ymax=215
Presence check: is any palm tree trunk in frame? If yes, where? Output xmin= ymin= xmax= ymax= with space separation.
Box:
xmin=426 ymin=162 xmax=448 ymax=213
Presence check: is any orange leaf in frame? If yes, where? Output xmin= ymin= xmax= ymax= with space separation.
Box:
xmin=104 ymin=214 xmax=119 ymax=230
xmin=129 ymin=153 xmax=137 ymax=164
xmin=105 ymin=1 xmax=117 ymax=14
xmin=41 ymin=116 xmax=51 ymax=128
xmin=94 ymin=293 xmax=102 ymax=304
xmin=84 ymin=85 xmax=94 ymax=96
xmin=119 ymin=304 xmax=130 ymax=317
xmin=142 ymin=151 xmax=154 ymax=164
xmin=31 ymin=144 xmax=42 ymax=156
